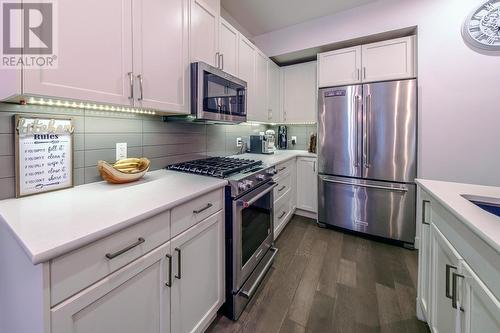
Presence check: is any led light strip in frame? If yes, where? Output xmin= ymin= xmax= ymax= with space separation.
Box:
xmin=25 ymin=97 xmax=156 ymax=115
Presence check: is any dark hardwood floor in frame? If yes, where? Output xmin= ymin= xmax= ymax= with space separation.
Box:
xmin=207 ymin=215 xmax=430 ymax=333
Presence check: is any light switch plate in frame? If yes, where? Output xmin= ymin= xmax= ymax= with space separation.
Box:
xmin=116 ymin=142 xmax=127 ymax=161
xmin=236 ymin=137 xmax=242 ymax=147
xmin=291 ymin=136 xmax=297 ymax=145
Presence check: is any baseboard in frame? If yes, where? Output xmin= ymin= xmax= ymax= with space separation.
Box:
xmin=294 ymin=209 xmax=317 ymax=220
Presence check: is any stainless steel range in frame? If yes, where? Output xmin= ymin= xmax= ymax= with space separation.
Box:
xmin=167 ymin=157 xmax=278 ymax=320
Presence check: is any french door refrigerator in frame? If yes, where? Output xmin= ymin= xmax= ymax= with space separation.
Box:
xmin=318 ymin=79 xmax=417 ymax=246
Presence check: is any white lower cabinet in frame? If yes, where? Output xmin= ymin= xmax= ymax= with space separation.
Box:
xmin=52 ymin=241 xmax=172 ymax=333
xmin=171 ymin=210 xmax=225 ymax=333
xmin=429 ymin=224 xmax=463 ymax=333
xmin=296 ymin=157 xmax=317 ymax=213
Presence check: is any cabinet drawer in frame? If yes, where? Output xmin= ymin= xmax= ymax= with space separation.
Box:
xmin=50 ymin=209 xmax=171 ymax=306
xmin=274 ymin=189 xmax=293 ymax=238
xmin=274 ymin=170 xmax=291 ymax=202
xmin=171 ymin=189 xmax=223 ymax=238
xmin=275 ymin=159 xmax=294 ymax=177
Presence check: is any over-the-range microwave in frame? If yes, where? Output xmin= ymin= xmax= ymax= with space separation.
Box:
xmin=168 ymin=61 xmax=248 ymax=124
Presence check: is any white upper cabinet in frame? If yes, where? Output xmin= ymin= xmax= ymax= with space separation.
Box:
xmin=219 ymin=18 xmax=239 ymax=76
xmin=317 ymin=46 xmax=362 ymax=88
xmin=268 ymin=61 xmax=281 ymax=123
xmin=317 ymin=36 xmax=416 ymax=87
xmin=282 ymin=61 xmax=317 ymax=123
xmin=190 ymin=0 xmax=220 ymax=67
xmin=249 ymin=50 xmax=269 ymax=122
xmin=171 ymin=211 xmax=225 ymax=333
xmin=133 ymin=0 xmax=189 ymax=113
xmin=238 ymin=36 xmax=256 ymax=119
xmin=361 ymin=36 xmax=416 ymax=82
xmin=23 ymin=0 xmax=134 ymax=106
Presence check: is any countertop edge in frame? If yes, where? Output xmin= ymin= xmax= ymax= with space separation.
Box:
xmin=416 ymin=179 xmax=500 ymax=254
xmin=2 ymin=181 xmax=227 ymax=265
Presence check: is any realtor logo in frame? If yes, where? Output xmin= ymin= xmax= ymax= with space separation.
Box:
xmin=1 ymin=0 xmax=58 ymax=69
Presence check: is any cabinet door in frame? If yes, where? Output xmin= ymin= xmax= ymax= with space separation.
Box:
xmin=238 ymin=36 xmax=255 ymax=119
xmin=267 ymin=61 xmax=281 ymax=123
xmin=249 ymin=50 xmax=269 ymax=122
xmin=462 ymin=261 xmax=500 ymax=333
xmin=133 ymin=0 xmax=189 ymax=113
xmin=219 ymin=18 xmax=239 ymax=76
xmin=52 ymin=241 xmax=171 ymax=333
xmin=282 ymin=61 xmax=317 ymax=123
xmin=430 ymin=224 xmax=463 ymax=333
xmin=171 ymin=211 xmax=225 ymax=333
xmin=317 ymin=46 xmax=361 ymax=88
xmin=361 ymin=36 xmax=416 ymax=83
xmin=416 ymin=190 xmax=432 ymax=322
xmin=296 ymin=157 xmax=317 ymax=213
xmin=24 ymin=0 xmax=133 ymax=106
xmin=190 ymin=0 xmax=219 ymax=67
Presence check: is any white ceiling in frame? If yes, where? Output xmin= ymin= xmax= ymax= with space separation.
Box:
xmin=221 ymin=0 xmax=379 ymax=37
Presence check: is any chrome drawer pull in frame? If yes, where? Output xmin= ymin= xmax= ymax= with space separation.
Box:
xmin=278 ymin=167 xmax=286 ymax=172
xmin=452 ymin=272 xmax=465 ymax=311
xmin=422 ymin=200 xmax=431 ymax=225
xmin=279 ymin=211 xmax=286 ymax=219
xmin=278 ymin=185 xmax=286 ymax=192
xmin=105 ymin=237 xmax=145 ymax=259
xmin=193 ymin=203 xmax=213 ymax=214
xmin=445 ymin=264 xmax=457 ymax=299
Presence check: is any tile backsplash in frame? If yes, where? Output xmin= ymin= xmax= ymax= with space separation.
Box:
xmin=273 ymin=124 xmax=317 ymax=151
xmin=0 ymin=103 xmax=267 ymax=200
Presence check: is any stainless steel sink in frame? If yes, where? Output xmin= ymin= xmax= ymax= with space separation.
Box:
xmin=462 ymin=194 xmax=500 ymax=218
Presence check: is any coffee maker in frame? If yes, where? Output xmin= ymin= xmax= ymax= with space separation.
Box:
xmin=277 ymin=126 xmax=287 ymax=149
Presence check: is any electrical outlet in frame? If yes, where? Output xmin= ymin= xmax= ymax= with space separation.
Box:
xmin=116 ymin=142 xmax=127 ymax=161
xmin=236 ymin=137 xmax=242 ymax=147
xmin=291 ymin=136 xmax=297 ymax=145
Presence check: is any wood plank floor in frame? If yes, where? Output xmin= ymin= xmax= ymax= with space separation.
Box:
xmin=206 ymin=215 xmax=430 ymax=333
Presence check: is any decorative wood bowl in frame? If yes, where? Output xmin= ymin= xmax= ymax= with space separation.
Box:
xmin=97 ymin=158 xmax=151 ymax=184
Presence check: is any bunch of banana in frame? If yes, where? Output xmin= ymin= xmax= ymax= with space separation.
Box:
xmin=113 ymin=158 xmax=148 ymax=174
xmin=97 ymin=157 xmax=151 ymax=184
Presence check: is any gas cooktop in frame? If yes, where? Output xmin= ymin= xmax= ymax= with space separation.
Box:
xmin=167 ymin=157 xmax=263 ymax=179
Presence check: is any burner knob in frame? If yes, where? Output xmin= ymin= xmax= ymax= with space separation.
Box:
xmin=244 ymin=180 xmax=253 ymax=189
xmin=238 ymin=182 xmax=247 ymax=191
xmin=256 ymin=174 xmax=265 ymax=181
xmin=266 ymin=168 xmax=277 ymax=175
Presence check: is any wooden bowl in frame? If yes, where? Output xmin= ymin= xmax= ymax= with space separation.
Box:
xmin=97 ymin=158 xmax=151 ymax=184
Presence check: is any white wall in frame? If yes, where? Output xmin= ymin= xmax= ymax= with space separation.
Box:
xmin=254 ymin=0 xmax=500 ymax=186
xmin=221 ymin=7 xmax=254 ymax=40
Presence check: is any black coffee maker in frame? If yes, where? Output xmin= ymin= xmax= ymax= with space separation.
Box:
xmin=277 ymin=126 xmax=287 ymax=149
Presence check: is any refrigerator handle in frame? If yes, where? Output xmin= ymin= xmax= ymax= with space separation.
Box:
xmin=364 ymin=94 xmax=371 ymax=168
xmin=354 ymin=95 xmax=361 ymax=167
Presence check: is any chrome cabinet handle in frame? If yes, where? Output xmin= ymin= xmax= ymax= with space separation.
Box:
xmin=220 ymin=54 xmax=224 ymax=70
xmin=105 ymin=237 xmax=145 ymax=259
xmin=363 ymin=67 xmax=367 ymax=79
xmin=313 ymin=161 xmax=316 ymax=173
xmin=137 ymin=74 xmax=144 ymax=101
xmin=452 ymin=272 xmax=465 ymax=311
xmin=356 ymin=68 xmax=360 ymax=81
xmin=322 ymin=177 xmax=408 ymax=192
xmin=364 ymin=94 xmax=371 ymax=168
xmin=215 ymin=52 xmax=220 ymax=68
xmin=193 ymin=203 xmax=213 ymax=214
xmin=278 ymin=185 xmax=286 ymax=192
xmin=445 ymin=264 xmax=457 ymax=299
xmin=165 ymin=254 xmax=172 ymax=287
xmin=422 ymin=200 xmax=431 ymax=225
xmin=128 ymin=72 xmax=134 ymax=100
xmin=278 ymin=211 xmax=286 ymax=219
xmin=175 ymin=248 xmax=182 ymax=279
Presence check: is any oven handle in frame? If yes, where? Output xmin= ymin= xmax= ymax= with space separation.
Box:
xmin=237 ymin=182 xmax=277 ymax=207
xmin=240 ymin=247 xmax=278 ymax=299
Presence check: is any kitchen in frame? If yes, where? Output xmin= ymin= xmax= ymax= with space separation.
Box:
xmin=0 ymin=0 xmax=499 ymax=332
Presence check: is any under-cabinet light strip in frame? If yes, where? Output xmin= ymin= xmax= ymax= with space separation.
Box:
xmin=25 ymin=97 xmax=156 ymax=115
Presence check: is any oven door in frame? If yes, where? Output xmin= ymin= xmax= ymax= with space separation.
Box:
xmin=192 ymin=62 xmax=247 ymax=123
xmin=232 ymin=181 xmax=276 ymax=291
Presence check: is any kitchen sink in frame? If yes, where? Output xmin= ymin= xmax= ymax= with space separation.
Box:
xmin=462 ymin=194 xmax=500 ymax=218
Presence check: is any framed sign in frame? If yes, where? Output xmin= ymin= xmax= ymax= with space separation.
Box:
xmin=15 ymin=115 xmax=74 ymax=197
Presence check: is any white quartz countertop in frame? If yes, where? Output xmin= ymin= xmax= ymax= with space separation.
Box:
xmin=416 ymin=179 xmax=500 ymax=253
xmin=237 ymin=150 xmax=317 ymax=166
xmin=0 ymin=170 xmax=227 ymax=264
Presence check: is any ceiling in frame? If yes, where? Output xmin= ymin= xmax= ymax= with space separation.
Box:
xmin=221 ymin=0 xmax=379 ymax=37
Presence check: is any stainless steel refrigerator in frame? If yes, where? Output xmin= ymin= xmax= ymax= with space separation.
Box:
xmin=318 ymin=79 xmax=417 ymax=246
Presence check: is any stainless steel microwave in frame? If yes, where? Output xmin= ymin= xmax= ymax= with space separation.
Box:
xmin=191 ymin=61 xmax=247 ymax=123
